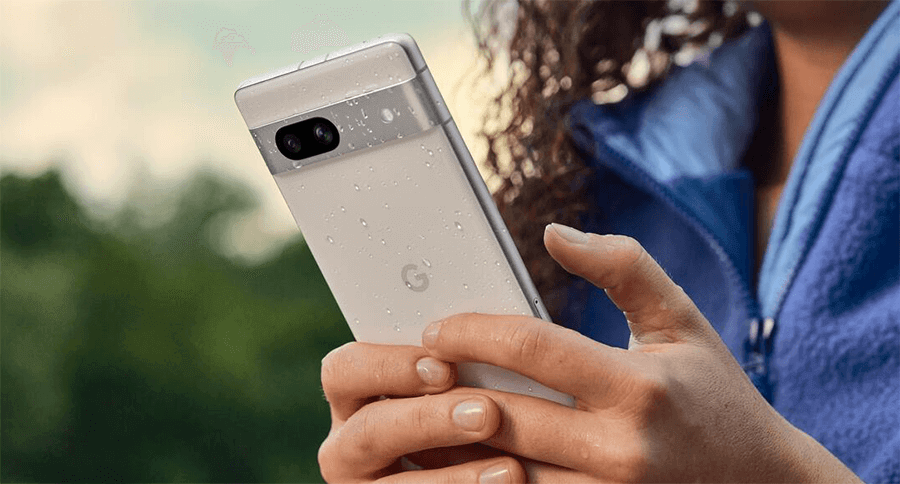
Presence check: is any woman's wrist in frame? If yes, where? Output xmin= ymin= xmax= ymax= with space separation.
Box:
xmin=771 ymin=413 xmax=862 ymax=484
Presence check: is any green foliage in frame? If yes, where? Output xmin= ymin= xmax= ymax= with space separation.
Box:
xmin=1 ymin=170 xmax=353 ymax=482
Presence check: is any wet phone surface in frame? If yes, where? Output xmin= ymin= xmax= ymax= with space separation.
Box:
xmin=235 ymin=34 xmax=574 ymax=407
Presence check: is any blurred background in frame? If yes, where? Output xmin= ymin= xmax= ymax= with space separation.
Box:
xmin=1 ymin=1 xmax=503 ymax=481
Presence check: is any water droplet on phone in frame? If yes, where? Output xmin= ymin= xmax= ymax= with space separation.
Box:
xmin=353 ymin=184 xmax=360 ymax=191
xmin=326 ymin=235 xmax=334 ymax=244
xmin=416 ymin=310 xmax=422 ymax=317
xmin=420 ymin=144 xmax=425 ymax=150
xmin=393 ymin=322 xmax=401 ymax=332
xmin=422 ymin=258 xmax=432 ymax=268
xmin=292 ymin=160 xmax=303 ymax=168
xmin=455 ymin=222 xmax=464 ymax=231
xmin=380 ymin=108 xmax=394 ymax=123
xmin=361 ymin=108 xmax=368 ymax=119
xmin=383 ymin=203 xmax=389 ymax=209
xmin=359 ymin=218 xmax=368 ymax=227
xmin=386 ymin=308 xmax=392 ymax=315
xmin=340 ymin=206 xmax=346 ymax=212
xmin=353 ymin=318 xmax=360 ymax=325
xmin=463 ymin=284 xmax=469 ymax=290
xmin=427 ymin=150 xmax=433 ymax=156
xmin=408 ymin=106 xmax=416 ymax=115
xmin=424 ymin=161 xmax=431 ymax=168
xmin=527 ymin=386 xmax=533 ymax=392
xmin=380 ymin=239 xmax=386 ymax=245
xmin=369 ymin=165 xmax=375 ymax=172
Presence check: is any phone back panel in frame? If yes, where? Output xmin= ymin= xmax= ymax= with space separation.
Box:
xmin=275 ymin=127 xmax=529 ymax=344
xmin=236 ymin=34 xmax=573 ymax=407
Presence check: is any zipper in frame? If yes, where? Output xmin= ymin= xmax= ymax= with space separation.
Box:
xmin=592 ymin=142 xmax=774 ymax=399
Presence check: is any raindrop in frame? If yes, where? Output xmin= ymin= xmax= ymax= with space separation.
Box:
xmin=427 ymin=150 xmax=433 ymax=156
xmin=383 ymin=203 xmax=390 ymax=209
xmin=292 ymin=160 xmax=303 ymax=169
xmin=348 ymin=142 xmax=355 ymax=149
xmin=300 ymin=184 xmax=305 ymax=190
xmin=416 ymin=311 xmax=422 ymax=317
xmin=422 ymin=258 xmax=432 ymax=268
xmin=326 ymin=235 xmax=334 ymax=244
xmin=408 ymin=106 xmax=416 ymax=115
xmin=380 ymin=108 xmax=394 ymax=123
xmin=527 ymin=386 xmax=533 ymax=392
xmin=380 ymin=239 xmax=386 ymax=245
xmin=455 ymin=222 xmax=464 ymax=231
xmin=386 ymin=308 xmax=392 ymax=315
xmin=361 ymin=108 xmax=368 ymax=119
xmin=353 ymin=184 xmax=360 ymax=191
xmin=340 ymin=206 xmax=346 ymax=212
xmin=360 ymin=218 xmax=368 ymax=228
xmin=369 ymin=166 xmax=375 ymax=172
xmin=463 ymin=284 xmax=469 ymax=290
xmin=406 ymin=245 xmax=411 ymax=251
xmin=420 ymin=144 xmax=426 ymax=150
xmin=353 ymin=318 xmax=360 ymax=325
xmin=393 ymin=322 xmax=401 ymax=332
xmin=454 ymin=210 xmax=461 ymax=216
xmin=424 ymin=161 xmax=432 ymax=168
xmin=405 ymin=281 xmax=412 ymax=289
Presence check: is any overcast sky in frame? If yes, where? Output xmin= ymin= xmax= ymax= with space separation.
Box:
xmin=1 ymin=1 xmax=503 ymax=259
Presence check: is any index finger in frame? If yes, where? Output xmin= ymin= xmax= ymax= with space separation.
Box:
xmin=421 ymin=313 xmax=633 ymax=403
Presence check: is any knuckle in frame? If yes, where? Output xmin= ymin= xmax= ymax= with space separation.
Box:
xmin=604 ymin=235 xmax=647 ymax=287
xmin=317 ymin=435 xmax=338 ymax=482
xmin=634 ymin=372 xmax=672 ymax=419
xmin=507 ymin=322 xmax=548 ymax=364
xmin=338 ymin=403 xmax=382 ymax=462
xmin=320 ymin=343 xmax=353 ymax=401
xmin=616 ymin=447 xmax=650 ymax=483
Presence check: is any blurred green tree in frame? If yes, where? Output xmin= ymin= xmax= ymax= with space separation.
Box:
xmin=1 ymin=170 xmax=352 ymax=482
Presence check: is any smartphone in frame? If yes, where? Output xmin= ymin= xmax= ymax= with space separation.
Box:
xmin=234 ymin=33 xmax=573 ymax=407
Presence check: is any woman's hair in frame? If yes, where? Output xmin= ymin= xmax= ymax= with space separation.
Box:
xmin=467 ymin=0 xmax=749 ymax=320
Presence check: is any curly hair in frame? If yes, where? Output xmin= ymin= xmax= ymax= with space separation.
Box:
xmin=466 ymin=0 xmax=750 ymax=320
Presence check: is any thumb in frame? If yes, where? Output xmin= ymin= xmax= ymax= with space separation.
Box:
xmin=543 ymin=223 xmax=711 ymax=345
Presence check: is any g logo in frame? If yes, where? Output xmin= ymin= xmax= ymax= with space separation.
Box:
xmin=401 ymin=264 xmax=429 ymax=292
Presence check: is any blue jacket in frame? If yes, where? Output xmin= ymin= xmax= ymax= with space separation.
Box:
xmin=566 ymin=3 xmax=900 ymax=482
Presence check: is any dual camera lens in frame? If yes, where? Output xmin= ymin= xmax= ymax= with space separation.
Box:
xmin=275 ymin=117 xmax=339 ymax=161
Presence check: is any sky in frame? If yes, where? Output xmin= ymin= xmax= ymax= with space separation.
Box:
xmin=0 ymin=0 xmax=507 ymax=260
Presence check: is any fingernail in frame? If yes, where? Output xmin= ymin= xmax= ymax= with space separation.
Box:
xmin=452 ymin=399 xmax=486 ymax=431
xmin=549 ymin=223 xmax=590 ymax=244
xmin=422 ymin=321 xmax=442 ymax=347
xmin=416 ymin=357 xmax=449 ymax=386
xmin=479 ymin=463 xmax=511 ymax=484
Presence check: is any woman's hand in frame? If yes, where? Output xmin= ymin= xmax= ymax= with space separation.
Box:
xmin=316 ymin=341 xmax=527 ymax=483
xmin=417 ymin=223 xmax=861 ymax=483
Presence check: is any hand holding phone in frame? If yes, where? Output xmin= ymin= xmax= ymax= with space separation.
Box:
xmin=234 ymin=34 xmax=573 ymax=407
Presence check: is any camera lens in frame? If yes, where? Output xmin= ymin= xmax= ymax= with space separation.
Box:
xmin=282 ymin=134 xmax=302 ymax=154
xmin=313 ymin=123 xmax=334 ymax=144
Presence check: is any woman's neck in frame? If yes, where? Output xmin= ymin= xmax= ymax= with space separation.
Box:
xmin=748 ymin=0 xmax=887 ymax=276
xmin=760 ymin=1 xmax=888 ymax=185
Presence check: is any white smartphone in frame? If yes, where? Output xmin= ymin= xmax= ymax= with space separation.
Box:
xmin=234 ymin=33 xmax=573 ymax=407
